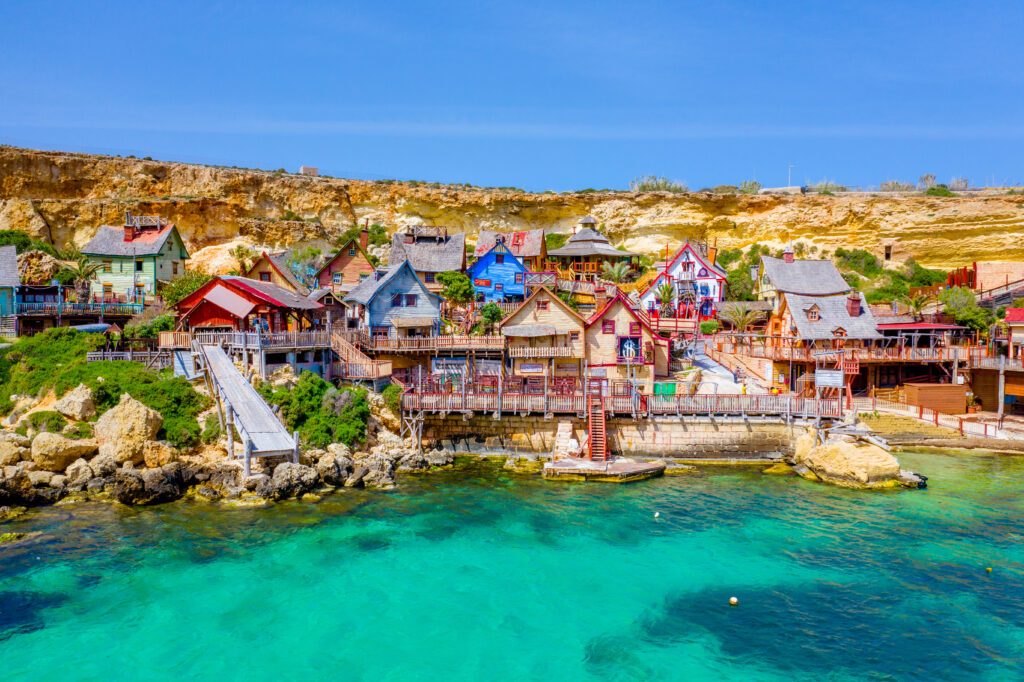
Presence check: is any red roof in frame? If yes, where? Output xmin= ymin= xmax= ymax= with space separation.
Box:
xmin=876 ymin=322 xmax=964 ymax=331
xmin=1005 ymin=308 xmax=1024 ymax=323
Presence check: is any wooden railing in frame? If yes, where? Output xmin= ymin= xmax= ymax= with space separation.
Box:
xmin=506 ymin=345 xmax=580 ymax=358
xmin=714 ymin=337 xmax=982 ymax=364
xmin=854 ymin=397 xmax=1011 ymax=439
xmin=402 ymin=391 xmax=842 ymax=418
xmin=972 ymin=355 xmax=1024 ymax=372
xmin=17 ymin=301 xmax=145 ymax=316
xmin=357 ymin=331 xmax=505 ymax=352
xmin=158 ymin=331 xmax=192 ymax=349
xmin=332 ymin=360 xmax=393 ymax=380
xmin=86 ymin=351 xmax=170 ymax=369
xmin=162 ymin=330 xmax=332 ymax=350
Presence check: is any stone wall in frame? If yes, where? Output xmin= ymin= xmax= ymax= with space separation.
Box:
xmin=421 ymin=414 xmax=797 ymax=459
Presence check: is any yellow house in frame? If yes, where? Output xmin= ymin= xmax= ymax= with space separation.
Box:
xmin=500 ymin=287 xmax=587 ymax=381
xmin=584 ymin=292 xmax=670 ymax=394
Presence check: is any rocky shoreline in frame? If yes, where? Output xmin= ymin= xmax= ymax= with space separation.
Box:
xmin=0 ymin=383 xmax=455 ymax=512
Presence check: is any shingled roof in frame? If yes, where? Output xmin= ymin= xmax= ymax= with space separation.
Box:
xmin=785 ymin=292 xmax=881 ymax=340
xmin=761 ymin=257 xmax=850 ymax=296
xmin=220 ymin=276 xmax=322 ymax=310
xmin=547 ymin=228 xmax=636 ymax=258
xmin=389 ymin=232 xmax=466 ymax=273
xmin=0 ymin=246 xmax=20 ymax=288
xmin=474 ymin=229 xmax=545 ymax=259
xmin=81 ymin=224 xmax=181 ymax=258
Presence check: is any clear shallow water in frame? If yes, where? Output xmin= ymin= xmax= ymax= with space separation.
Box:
xmin=1 ymin=451 xmax=1022 ymax=682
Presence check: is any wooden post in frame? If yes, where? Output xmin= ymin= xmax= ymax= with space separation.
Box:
xmin=244 ymin=438 xmax=252 ymax=477
xmin=997 ymin=355 xmax=1006 ymax=420
xmin=227 ymin=406 xmax=235 ymax=460
xmin=292 ymin=431 xmax=300 ymax=464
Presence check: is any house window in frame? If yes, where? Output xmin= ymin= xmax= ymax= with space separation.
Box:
xmin=405 ymin=294 xmax=417 ymax=307
xmin=424 ymin=273 xmax=435 ymax=283
xmin=102 ymin=283 xmax=113 ymax=298
xmin=349 ymin=247 xmax=356 ymax=257
xmin=514 ymin=273 xmax=523 ymax=284
xmin=629 ymin=322 xmax=641 ymax=336
xmin=602 ymin=320 xmax=615 ymax=334
xmin=569 ymin=331 xmax=580 ymax=342
xmin=260 ymin=272 xmax=271 ymax=282
xmin=359 ymin=273 xmax=369 ymax=280
xmin=495 ymin=283 xmax=503 ymax=292
xmin=135 ymin=260 xmax=144 ymax=273
xmin=496 ymin=254 xmax=505 ymax=264
xmin=807 ymin=309 xmax=819 ymax=322
xmin=101 ymin=260 xmax=112 ymax=273
xmin=391 ymin=293 xmax=404 ymax=307
xmin=333 ymin=273 xmax=342 ymax=284
xmin=537 ymin=300 xmax=549 ymax=311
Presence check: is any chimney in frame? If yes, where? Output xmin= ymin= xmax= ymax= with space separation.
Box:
xmin=846 ymin=293 xmax=862 ymax=317
xmin=783 ymin=245 xmax=794 ymax=264
xmin=594 ymin=285 xmax=609 ymax=309
xmin=359 ymin=229 xmax=369 ymax=250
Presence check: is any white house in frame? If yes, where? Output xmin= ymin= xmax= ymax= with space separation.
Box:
xmin=638 ymin=242 xmax=727 ymax=318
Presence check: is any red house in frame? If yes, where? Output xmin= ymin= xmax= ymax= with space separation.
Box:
xmin=175 ymin=276 xmax=322 ymax=332
xmin=314 ymin=230 xmax=377 ymax=293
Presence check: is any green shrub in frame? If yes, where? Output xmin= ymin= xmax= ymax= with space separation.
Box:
xmin=27 ymin=411 xmax=67 ymax=434
xmin=630 ymin=176 xmax=688 ymax=193
xmin=201 ymin=413 xmax=222 ymax=444
xmin=700 ymin=320 xmax=720 ymax=335
xmin=260 ymin=372 xmax=370 ymax=448
xmin=382 ymin=384 xmax=402 ymax=414
xmin=842 ymin=272 xmax=862 ymax=289
xmin=160 ymin=270 xmax=212 ymax=307
xmin=0 ymin=230 xmax=59 ymax=257
xmin=925 ymin=184 xmax=954 ymax=197
xmin=124 ymin=313 xmax=175 ymax=339
xmin=905 ymin=259 xmax=946 ymax=287
xmin=64 ymin=421 xmax=94 ymax=440
xmin=545 ymin=233 xmax=568 ymax=251
xmin=835 ymin=248 xmax=884 ymax=277
xmin=437 ymin=271 xmax=474 ymax=305
xmin=163 ymin=416 xmax=201 ymax=449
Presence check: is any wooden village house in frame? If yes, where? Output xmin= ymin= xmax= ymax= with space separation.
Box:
xmin=584 ymin=290 xmax=670 ymax=395
xmin=546 ymin=216 xmax=636 ymax=280
xmin=389 ymin=226 xmax=466 ymax=292
xmin=474 ymin=228 xmax=546 ymax=272
xmin=245 ymin=250 xmax=313 ymax=295
xmin=638 ymin=241 xmax=728 ymax=320
xmin=313 ymin=231 xmax=376 ymax=294
xmin=81 ymin=212 xmax=190 ymax=302
xmin=466 ymin=238 xmax=527 ymax=302
xmin=499 ymin=286 xmax=587 ymax=385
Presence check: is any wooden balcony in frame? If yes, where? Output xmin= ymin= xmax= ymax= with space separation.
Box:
xmin=358 ymin=332 xmax=505 ymax=353
xmin=332 ymin=360 xmax=393 ymax=380
xmin=713 ymin=337 xmax=982 ymax=364
xmin=507 ymin=345 xmax=580 ymax=358
xmin=17 ymin=301 xmax=145 ymax=317
xmin=160 ymin=330 xmax=333 ymax=350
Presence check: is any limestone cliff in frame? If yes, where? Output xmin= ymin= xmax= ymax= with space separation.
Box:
xmin=2 ymin=145 xmax=1023 ymax=273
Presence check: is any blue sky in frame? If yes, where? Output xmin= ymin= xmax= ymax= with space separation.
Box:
xmin=2 ymin=1 xmax=1022 ymax=190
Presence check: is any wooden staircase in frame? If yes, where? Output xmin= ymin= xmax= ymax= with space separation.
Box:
xmin=331 ymin=331 xmax=392 ymax=380
xmin=586 ymin=381 xmax=607 ymax=462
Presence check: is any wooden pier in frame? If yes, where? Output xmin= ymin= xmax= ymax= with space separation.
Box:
xmin=542 ymin=457 xmax=666 ymax=483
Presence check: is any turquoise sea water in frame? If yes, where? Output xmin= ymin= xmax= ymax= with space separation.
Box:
xmin=1 ymin=451 xmax=1022 ymax=681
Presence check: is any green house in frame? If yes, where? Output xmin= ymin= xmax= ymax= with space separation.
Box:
xmin=81 ymin=213 xmax=190 ymax=302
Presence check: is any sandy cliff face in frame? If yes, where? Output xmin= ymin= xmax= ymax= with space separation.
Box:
xmin=2 ymin=146 xmax=1022 ymax=273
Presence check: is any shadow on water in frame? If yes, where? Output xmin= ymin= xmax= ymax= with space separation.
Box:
xmin=0 ymin=590 xmax=68 ymax=642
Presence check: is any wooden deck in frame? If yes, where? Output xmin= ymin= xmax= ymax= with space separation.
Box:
xmin=202 ymin=345 xmax=297 ymax=474
xmin=543 ymin=457 xmax=666 ymax=483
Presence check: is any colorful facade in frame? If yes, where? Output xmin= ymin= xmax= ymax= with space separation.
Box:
xmin=584 ymin=292 xmax=670 ymax=393
xmin=314 ymin=233 xmax=376 ymax=294
xmin=500 ymin=287 xmax=586 ymax=380
xmin=81 ymin=214 xmax=190 ymax=301
xmin=467 ymin=239 xmax=527 ymax=302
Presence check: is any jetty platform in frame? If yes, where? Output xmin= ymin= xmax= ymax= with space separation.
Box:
xmin=542 ymin=457 xmax=666 ymax=483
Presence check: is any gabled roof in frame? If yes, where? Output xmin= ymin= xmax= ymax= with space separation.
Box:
xmin=389 ymin=232 xmax=466 ymax=273
xmin=342 ymin=260 xmax=439 ymax=307
xmin=586 ymin=291 xmax=658 ymax=338
xmin=760 ymin=256 xmax=850 ymax=296
xmin=0 ymin=246 xmax=20 ymax=288
xmin=246 ymin=250 xmax=311 ymax=295
xmin=1004 ymin=308 xmax=1024 ymax=324
xmin=548 ymin=228 xmax=636 ymax=258
xmin=220 ymin=276 xmax=322 ymax=309
xmin=313 ymin=238 xmax=374 ymax=278
xmin=82 ymin=224 xmax=184 ymax=258
xmin=474 ymin=229 xmax=545 ymax=259
xmin=500 ymin=286 xmax=586 ymax=331
xmin=658 ymin=242 xmax=727 ymax=280
xmin=784 ymin=292 xmax=881 ymax=340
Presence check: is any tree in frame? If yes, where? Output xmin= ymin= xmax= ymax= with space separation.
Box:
xmin=725 ymin=267 xmax=755 ymax=301
xmin=738 ymin=180 xmax=762 ymax=194
xmin=717 ymin=303 xmax=764 ymax=332
xmin=900 ymin=292 xmax=935 ymax=321
xmin=950 ymin=177 xmax=969 ymax=191
xmin=230 ymin=244 xmax=257 ymax=273
xmin=160 ymin=270 xmax=212 ymax=307
xmin=545 ymin=233 xmax=568 ymax=251
xmin=654 ymin=281 xmax=676 ymax=315
xmin=600 ymin=261 xmax=631 ymax=283
xmin=629 ymin=176 xmax=688 ymax=193
xmin=62 ymin=256 xmax=102 ymax=302
xmin=437 ymin=271 xmax=473 ymax=306
xmin=939 ymin=286 xmax=994 ymax=333
xmin=880 ymin=180 xmax=914 ymax=192
xmin=480 ymin=302 xmax=504 ymax=332
xmin=918 ymin=173 xmax=936 ymax=189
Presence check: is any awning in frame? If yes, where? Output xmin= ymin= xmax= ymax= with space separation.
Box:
xmin=205 ymin=285 xmax=256 ymax=319
xmin=392 ymin=316 xmax=436 ymax=328
xmin=502 ymin=324 xmax=557 ymax=337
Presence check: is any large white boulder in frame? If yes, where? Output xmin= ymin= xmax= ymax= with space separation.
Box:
xmin=54 ymin=384 xmax=96 ymax=421
xmin=30 ymin=433 xmax=99 ymax=472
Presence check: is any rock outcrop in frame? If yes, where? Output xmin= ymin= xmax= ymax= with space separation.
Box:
xmin=30 ymin=433 xmax=98 ymax=472
xmin=94 ymin=394 xmax=162 ymax=464
xmin=3 ymin=146 xmax=1024 ymax=270
xmin=54 ymin=384 xmax=96 ymax=421
xmin=792 ymin=428 xmax=903 ymax=489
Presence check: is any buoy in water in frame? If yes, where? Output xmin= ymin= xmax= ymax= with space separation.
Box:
xmin=729 ymin=597 xmax=739 ymax=606
xmin=654 ymin=512 xmax=660 ymax=518
xmin=986 ymin=567 xmax=993 ymax=573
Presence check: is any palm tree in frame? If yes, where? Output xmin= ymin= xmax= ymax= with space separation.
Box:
xmin=230 ymin=244 xmax=256 ymax=273
xmin=900 ymin=292 xmax=935 ymax=321
xmin=63 ymin=256 xmax=102 ymax=303
xmin=655 ymin=281 xmax=676 ymax=316
xmin=718 ymin=302 xmax=765 ymax=333
xmin=600 ymin=260 xmax=631 ymax=283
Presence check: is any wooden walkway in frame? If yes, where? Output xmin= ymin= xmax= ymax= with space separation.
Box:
xmin=202 ymin=345 xmax=297 ymax=475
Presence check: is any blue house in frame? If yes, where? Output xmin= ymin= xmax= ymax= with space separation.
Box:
xmin=466 ymin=239 xmax=526 ymax=302
xmin=343 ymin=260 xmax=441 ymax=338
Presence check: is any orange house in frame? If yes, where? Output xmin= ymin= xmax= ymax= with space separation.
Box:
xmin=314 ymin=231 xmax=376 ymax=294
